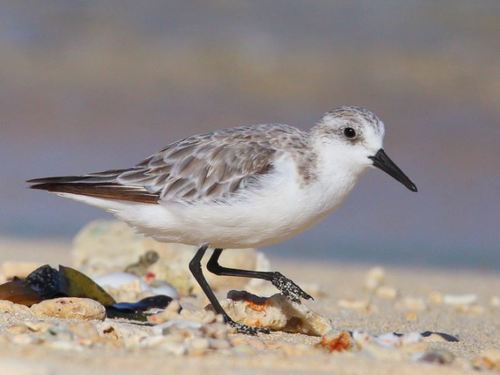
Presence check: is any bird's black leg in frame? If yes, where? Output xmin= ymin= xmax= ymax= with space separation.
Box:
xmin=188 ymin=245 xmax=269 ymax=335
xmin=207 ymin=248 xmax=313 ymax=303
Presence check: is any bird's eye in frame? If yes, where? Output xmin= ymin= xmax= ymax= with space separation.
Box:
xmin=343 ymin=127 xmax=356 ymax=139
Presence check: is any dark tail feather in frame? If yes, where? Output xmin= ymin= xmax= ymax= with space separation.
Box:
xmin=27 ymin=173 xmax=159 ymax=204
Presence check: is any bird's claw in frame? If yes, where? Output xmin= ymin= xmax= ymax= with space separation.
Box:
xmin=271 ymin=272 xmax=313 ymax=303
xmin=226 ymin=319 xmax=270 ymax=335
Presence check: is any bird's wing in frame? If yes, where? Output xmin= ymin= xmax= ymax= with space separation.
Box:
xmin=118 ymin=127 xmax=280 ymax=203
xmin=29 ymin=125 xmax=285 ymax=204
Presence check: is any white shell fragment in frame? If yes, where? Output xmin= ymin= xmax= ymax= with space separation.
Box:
xmin=218 ymin=290 xmax=332 ymax=336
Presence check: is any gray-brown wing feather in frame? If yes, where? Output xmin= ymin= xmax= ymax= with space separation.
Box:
xmin=116 ymin=127 xmax=283 ymax=203
xmin=28 ymin=124 xmax=308 ymax=204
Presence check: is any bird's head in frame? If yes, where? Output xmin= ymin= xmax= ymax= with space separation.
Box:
xmin=312 ymin=106 xmax=417 ymax=192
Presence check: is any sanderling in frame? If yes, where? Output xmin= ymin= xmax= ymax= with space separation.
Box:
xmin=28 ymin=106 xmax=417 ymax=334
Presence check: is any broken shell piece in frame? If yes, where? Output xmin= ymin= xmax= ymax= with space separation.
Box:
xmin=31 ymin=297 xmax=106 ymax=320
xmin=443 ymin=293 xmax=477 ymax=306
xmin=218 ymin=290 xmax=332 ymax=336
xmin=364 ymin=266 xmax=385 ymax=291
xmin=472 ymin=348 xmax=500 ymax=371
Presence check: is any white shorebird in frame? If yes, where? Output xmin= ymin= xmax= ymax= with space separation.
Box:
xmin=29 ymin=106 xmax=417 ymax=334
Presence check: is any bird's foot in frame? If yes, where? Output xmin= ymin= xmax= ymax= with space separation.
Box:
xmin=226 ymin=318 xmax=270 ymax=335
xmin=271 ymin=272 xmax=313 ymax=303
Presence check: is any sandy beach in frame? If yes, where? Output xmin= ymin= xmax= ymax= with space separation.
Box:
xmin=0 ymin=235 xmax=498 ymax=375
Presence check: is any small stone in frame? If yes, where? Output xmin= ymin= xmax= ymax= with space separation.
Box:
xmin=375 ymin=286 xmax=398 ymax=300
xmin=0 ymin=300 xmax=33 ymax=319
xmin=472 ymin=348 xmax=500 ymax=371
xmin=365 ymin=267 xmax=385 ymax=291
xmin=31 ymin=297 xmax=106 ymax=320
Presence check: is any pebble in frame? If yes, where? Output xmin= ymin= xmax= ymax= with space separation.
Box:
xmin=219 ymin=290 xmax=332 ymax=336
xmin=31 ymin=297 xmax=106 ymax=321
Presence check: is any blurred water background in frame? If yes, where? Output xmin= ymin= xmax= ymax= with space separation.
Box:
xmin=1 ymin=1 xmax=499 ymax=270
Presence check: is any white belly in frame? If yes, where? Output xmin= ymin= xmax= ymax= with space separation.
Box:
xmin=60 ymin=157 xmax=359 ymax=249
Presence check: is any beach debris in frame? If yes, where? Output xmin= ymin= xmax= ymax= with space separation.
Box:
xmin=472 ymin=348 xmax=500 ymax=371
xmin=443 ymin=293 xmax=477 ymax=306
xmin=72 ymin=220 xmax=269 ymax=296
xmin=216 ymin=290 xmax=332 ymax=336
xmin=0 ymin=264 xmax=175 ymax=321
xmin=31 ymin=297 xmax=106 ymax=320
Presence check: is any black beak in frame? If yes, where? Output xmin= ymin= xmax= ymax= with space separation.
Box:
xmin=369 ymin=149 xmax=418 ymax=192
